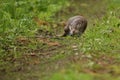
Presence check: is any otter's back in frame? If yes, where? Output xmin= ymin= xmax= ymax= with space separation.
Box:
xmin=63 ymin=15 xmax=87 ymax=36
xmin=67 ymin=16 xmax=87 ymax=32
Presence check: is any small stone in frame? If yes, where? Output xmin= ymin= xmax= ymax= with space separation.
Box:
xmin=72 ymin=45 xmax=77 ymax=48
xmin=75 ymin=53 xmax=79 ymax=56
xmin=73 ymin=48 xmax=78 ymax=51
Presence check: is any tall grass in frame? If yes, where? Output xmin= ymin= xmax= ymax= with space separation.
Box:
xmin=48 ymin=0 xmax=120 ymax=80
xmin=81 ymin=0 xmax=120 ymax=54
xmin=0 ymin=0 xmax=68 ymax=60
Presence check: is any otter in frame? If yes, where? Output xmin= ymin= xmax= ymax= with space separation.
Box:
xmin=62 ymin=16 xmax=87 ymax=37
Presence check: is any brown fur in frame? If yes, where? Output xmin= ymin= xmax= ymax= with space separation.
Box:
xmin=62 ymin=16 xmax=87 ymax=37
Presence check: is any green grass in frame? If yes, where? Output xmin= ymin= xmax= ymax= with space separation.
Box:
xmin=50 ymin=71 xmax=94 ymax=80
xmin=46 ymin=0 xmax=120 ymax=80
xmin=0 ymin=0 xmax=68 ymax=60
xmin=0 ymin=0 xmax=120 ymax=80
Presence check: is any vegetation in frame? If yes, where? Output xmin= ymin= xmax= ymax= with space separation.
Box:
xmin=49 ymin=0 xmax=120 ymax=80
xmin=0 ymin=0 xmax=68 ymax=61
xmin=0 ymin=0 xmax=120 ymax=80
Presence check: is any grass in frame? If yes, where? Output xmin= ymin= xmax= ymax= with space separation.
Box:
xmin=0 ymin=0 xmax=68 ymax=61
xmin=45 ymin=0 xmax=120 ymax=80
xmin=0 ymin=0 xmax=120 ymax=80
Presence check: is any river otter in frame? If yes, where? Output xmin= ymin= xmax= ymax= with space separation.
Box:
xmin=62 ymin=16 xmax=87 ymax=37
